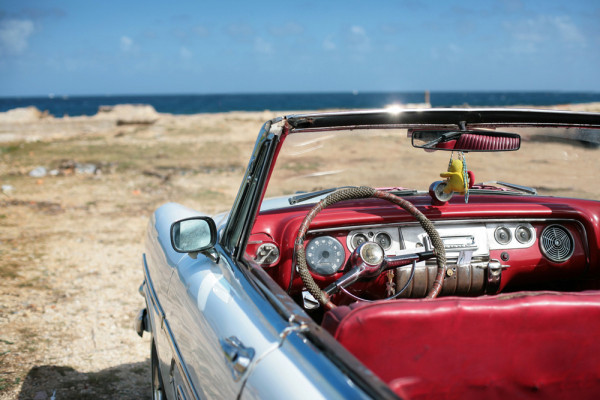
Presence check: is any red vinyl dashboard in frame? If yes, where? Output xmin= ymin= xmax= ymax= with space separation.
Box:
xmin=246 ymin=194 xmax=600 ymax=302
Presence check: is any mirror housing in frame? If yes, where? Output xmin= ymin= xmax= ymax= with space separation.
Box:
xmin=411 ymin=130 xmax=520 ymax=152
xmin=170 ymin=216 xmax=217 ymax=253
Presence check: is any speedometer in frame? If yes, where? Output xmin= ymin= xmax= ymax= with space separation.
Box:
xmin=305 ymin=236 xmax=345 ymax=276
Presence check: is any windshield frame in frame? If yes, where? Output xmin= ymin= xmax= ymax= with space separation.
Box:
xmin=226 ymin=108 xmax=600 ymax=258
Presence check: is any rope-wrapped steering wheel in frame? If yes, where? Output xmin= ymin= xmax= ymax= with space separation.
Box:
xmin=294 ymin=186 xmax=447 ymax=309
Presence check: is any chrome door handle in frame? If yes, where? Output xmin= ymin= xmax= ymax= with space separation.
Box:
xmin=219 ymin=336 xmax=255 ymax=380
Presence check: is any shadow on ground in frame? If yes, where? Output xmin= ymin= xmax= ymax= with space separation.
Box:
xmin=17 ymin=361 xmax=150 ymax=400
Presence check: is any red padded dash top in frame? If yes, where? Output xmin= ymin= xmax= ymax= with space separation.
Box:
xmin=322 ymin=291 xmax=600 ymax=400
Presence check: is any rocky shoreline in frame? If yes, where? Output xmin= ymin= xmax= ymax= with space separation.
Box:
xmin=2 ymin=102 xmax=600 ymax=144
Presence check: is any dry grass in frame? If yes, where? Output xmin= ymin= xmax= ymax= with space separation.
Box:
xmin=0 ymin=113 xmax=266 ymax=399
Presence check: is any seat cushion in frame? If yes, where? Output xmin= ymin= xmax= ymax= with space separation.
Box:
xmin=323 ymin=291 xmax=600 ymax=399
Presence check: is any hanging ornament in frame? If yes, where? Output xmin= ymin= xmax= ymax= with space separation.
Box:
xmin=432 ymin=152 xmax=473 ymax=204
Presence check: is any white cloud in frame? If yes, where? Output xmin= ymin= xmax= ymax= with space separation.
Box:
xmin=0 ymin=19 xmax=35 ymax=55
xmin=348 ymin=25 xmax=370 ymax=52
xmin=269 ymin=21 xmax=304 ymax=36
xmin=120 ymin=36 xmax=134 ymax=52
xmin=180 ymin=46 xmax=192 ymax=59
xmin=226 ymin=23 xmax=254 ymax=42
xmin=254 ymin=37 xmax=273 ymax=54
xmin=323 ymin=36 xmax=336 ymax=51
xmin=351 ymin=25 xmax=366 ymax=36
xmin=192 ymin=25 xmax=209 ymax=37
xmin=448 ymin=43 xmax=462 ymax=54
xmin=505 ymin=15 xmax=586 ymax=54
xmin=553 ymin=16 xmax=585 ymax=44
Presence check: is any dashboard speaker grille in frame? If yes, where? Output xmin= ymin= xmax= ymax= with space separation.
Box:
xmin=540 ymin=225 xmax=574 ymax=263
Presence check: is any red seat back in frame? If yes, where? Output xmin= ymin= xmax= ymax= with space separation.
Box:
xmin=322 ymin=291 xmax=600 ymax=399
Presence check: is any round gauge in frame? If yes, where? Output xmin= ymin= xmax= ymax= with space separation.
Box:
xmin=375 ymin=232 xmax=392 ymax=250
xmin=515 ymin=226 xmax=533 ymax=244
xmin=430 ymin=181 xmax=453 ymax=203
xmin=351 ymin=233 xmax=368 ymax=249
xmin=254 ymin=243 xmax=280 ymax=266
xmin=306 ymin=236 xmax=345 ymax=276
xmin=494 ymin=226 xmax=512 ymax=245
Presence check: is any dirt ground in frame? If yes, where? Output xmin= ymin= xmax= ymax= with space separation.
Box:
xmin=0 ymin=110 xmax=278 ymax=399
xmin=1 ymin=104 xmax=599 ymax=399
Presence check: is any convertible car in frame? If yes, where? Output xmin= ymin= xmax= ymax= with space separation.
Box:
xmin=135 ymin=108 xmax=600 ymax=399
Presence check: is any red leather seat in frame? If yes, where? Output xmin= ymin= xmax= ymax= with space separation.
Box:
xmin=322 ymin=291 xmax=600 ymax=399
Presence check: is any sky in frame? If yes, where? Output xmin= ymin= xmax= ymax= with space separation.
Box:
xmin=0 ymin=0 xmax=599 ymax=96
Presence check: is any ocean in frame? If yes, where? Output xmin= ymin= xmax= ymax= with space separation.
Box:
xmin=1 ymin=92 xmax=600 ymax=117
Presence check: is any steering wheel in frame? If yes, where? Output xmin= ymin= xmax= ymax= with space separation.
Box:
xmin=294 ymin=186 xmax=447 ymax=310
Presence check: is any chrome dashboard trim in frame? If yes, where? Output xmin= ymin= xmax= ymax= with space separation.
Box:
xmin=307 ymin=218 xmax=589 ymax=259
xmin=426 ymin=234 xmax=477 ymax=252
xmin=142 ymin=254 xmax=200 ymax=400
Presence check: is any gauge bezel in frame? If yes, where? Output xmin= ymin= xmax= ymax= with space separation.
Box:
xmin=494 ymin=226 xmax=512 ymax=245
xmin=350 ymin=233 xmax=368 ymax=250
xmin=305 ymin=235 xmax=346 ymax=276
xmin=254 ymin=243 xmax=280 ymax=266
xmin=374 ymin=232 xmax=392 ymax=250
xmin=515 ymin=225 xmax=533 ymax=244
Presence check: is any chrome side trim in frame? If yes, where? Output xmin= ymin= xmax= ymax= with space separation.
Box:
xmin=143 ymin=254 xmax=165 ymax=326
xmin=143 ymin=254 xmax=200 ymax=400
xmin=176 ymin=384 xmax=188 ymax=400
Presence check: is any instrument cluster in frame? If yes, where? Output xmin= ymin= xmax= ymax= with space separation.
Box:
xmin=346 ymin=227 xmax=402 ymax=254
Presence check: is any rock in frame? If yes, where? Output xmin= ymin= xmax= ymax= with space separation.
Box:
xmin=58 ymin=159 xmax=76 ymax=175
xmin=75 ymin=163 xmax=97 ymax=175
xmin=29 ymin=166 xmax=48 ymax=178
xmin=1 ymin=184 xmax=14 ymax=194
xmin=0 ymin=107 xmax=50 ymax=123
xmin=94 ymin=104 xmax=159 ymax=125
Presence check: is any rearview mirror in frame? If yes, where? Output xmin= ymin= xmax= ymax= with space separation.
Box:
xmin=411 ymin=130 xmax=521 ymax=152
xmin=170 ymin=217 xmax=217 ymax=253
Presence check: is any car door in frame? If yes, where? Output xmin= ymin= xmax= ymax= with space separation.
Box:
xmin=143 ymin=212 xmax=180 ymax=400
xmin=166 ymin=245 xmax=288 ymax=399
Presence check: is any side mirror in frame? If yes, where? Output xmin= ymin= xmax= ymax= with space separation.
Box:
xmin=170 ymin=217 xmax=217 ymax=253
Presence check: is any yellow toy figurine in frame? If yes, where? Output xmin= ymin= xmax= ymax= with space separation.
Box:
xmin=440 ymin=159 xmax=467 ymax=194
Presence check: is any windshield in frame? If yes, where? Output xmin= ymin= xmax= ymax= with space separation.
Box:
xmin=264 ymin=126 xmax=600 ymax=202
